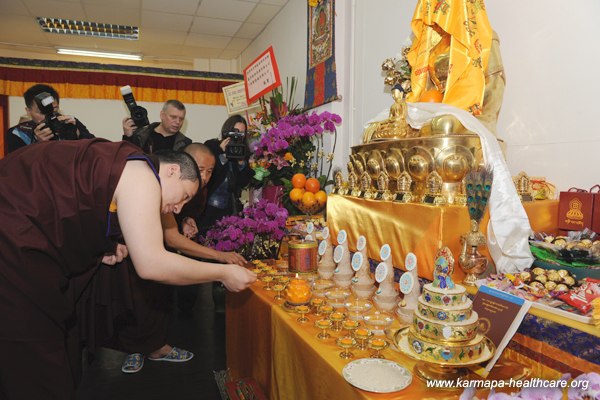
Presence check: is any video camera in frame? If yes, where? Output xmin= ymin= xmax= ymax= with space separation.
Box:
xmin=120 ymin=85 xmax=150 ymax=128
xmin=223 ymin=130 xmax=247 ymax=160
xmin=33 ymin=92 xmax=78 ymax=140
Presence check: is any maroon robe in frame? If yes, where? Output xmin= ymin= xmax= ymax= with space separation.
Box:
xmin=0 ymin=139 xmax=144 ymax=399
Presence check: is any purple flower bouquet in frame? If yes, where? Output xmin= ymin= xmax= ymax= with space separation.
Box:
xmin=203 ymin=199 xmax=288 ymax=260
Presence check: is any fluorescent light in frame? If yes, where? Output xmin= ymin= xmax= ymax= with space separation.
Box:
xmin=57 ymin=48 xmax=142 ymax=61
xmin=38 ymin=17 xmax=139 ymax=40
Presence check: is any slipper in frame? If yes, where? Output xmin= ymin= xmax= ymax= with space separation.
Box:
xmin=147 ymin=347 xmax=194 ymax=363
xmin=121 ymin=353 xmax=144 ymax=374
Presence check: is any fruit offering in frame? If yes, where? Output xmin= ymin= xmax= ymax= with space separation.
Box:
xmin=289 ymin=173 xmax=327 ymax=214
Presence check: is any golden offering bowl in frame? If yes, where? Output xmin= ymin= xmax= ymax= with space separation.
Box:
xmin=296 ymin=305 xmax=311 ymax=323
xmin=310 ymin=297 xmax=326 ymax=315
xmin=330 ymin=311 xmax=347 ymax=332
xmin=260 ymin=275 xmax=274 ymax=290
xmin=368 ymin=337 xmax=389 ymax=359
xmin=354 ymin=328 xmax=374 ymax=350
xmin=278 ymin=276 xmax=291 ymax=284
xmin=320 ymin=304 xmax=334 ymax=316
xmin=383 ymin=149 xmax=405 ymax=180
xmin=430 ymin=115 xmax=466 ymax=136
xmin=337 ymin=336 xmax=357 ymax=359
xmin=272 ymin=283 xmax=286 ymax=301
xmin=251 ymin=268 xmax=262 ymax=275
xmin=342 ymin=319 xmax=360 ymax=336
xmin=315 ymin=318 xmax=333 ymax=340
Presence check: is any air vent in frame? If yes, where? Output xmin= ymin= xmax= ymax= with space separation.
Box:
xmin=37 ymin=17 xmax=139 ymax=40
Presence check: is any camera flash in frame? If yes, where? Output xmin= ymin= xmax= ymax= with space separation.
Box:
xmin=120 ymin=85 xmax=133 ymax=95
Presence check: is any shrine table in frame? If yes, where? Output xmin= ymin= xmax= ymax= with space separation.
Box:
xmin=226 ymin=280 xmax=599 ymax=400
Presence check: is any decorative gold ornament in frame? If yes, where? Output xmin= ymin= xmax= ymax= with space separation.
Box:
xmin=458 ymin=167 xmax=493 ymax=285
xmin=375 ymin=171 xmax=393 ymax=201
xmin=514 ymin=171 xmax=533 ymax=202
xmin=332 ymin=170 xmax=344 ymax=195
xmin=360 ymin=171 xmax=374 ymax=199
xmin=395 ymin=171 xmax=413 ymax=203
xmin=459 ymin=220 xmax=488 ymax=286
xmin=423 ymin=171 xmax=446 ymax=205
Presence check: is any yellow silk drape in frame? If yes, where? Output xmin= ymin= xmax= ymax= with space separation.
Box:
xmin=406 ymin=0 xmax=492 ymax=115
xmin=326 ymin=196 xmax=559 ymax=281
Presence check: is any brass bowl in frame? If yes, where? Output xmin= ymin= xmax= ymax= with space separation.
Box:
xmin=366 ymin=149 xmax=384 ymax=180
xmin=405 ymin=146 xmax=434 ymax=182
xmin=435 ymin=145 xmax=474 ymax=183
xmin=383 ymin=148 xmax=405 ymax=179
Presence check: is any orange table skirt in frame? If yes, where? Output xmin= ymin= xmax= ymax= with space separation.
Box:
xmin=326 ymin=196 xmax=558 ymax=281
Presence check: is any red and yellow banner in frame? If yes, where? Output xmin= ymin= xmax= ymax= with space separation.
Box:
xmin=0 ymin=57 xmax=242 ymax=106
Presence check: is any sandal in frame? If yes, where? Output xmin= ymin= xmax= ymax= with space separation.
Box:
xmin=147 ymin=347 xmax=194 ymax=363
xmin=121 ymin=353 xmax=144 ymax=373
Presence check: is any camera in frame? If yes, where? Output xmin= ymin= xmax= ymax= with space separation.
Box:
xmin=223 ymin=130 xmax=247 ymax=160
xmin=33 ymin=92 xmax=78 ymax=140
xmin=120 ymin=85 xmax=149 ymax=128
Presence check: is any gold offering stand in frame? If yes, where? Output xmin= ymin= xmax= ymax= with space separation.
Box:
xmin=342 ymin=54 xmax=505 ymax=205
xmin=393 ymin=327 xmax=495 ymax=382
xmin=392 ymin=247 xmax=495 ymax=382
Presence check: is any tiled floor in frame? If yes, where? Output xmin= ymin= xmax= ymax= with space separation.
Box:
xmin=77 ymin=283 xmax=226 ymax=400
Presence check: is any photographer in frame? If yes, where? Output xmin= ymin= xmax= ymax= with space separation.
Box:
xmin=6 ymin=84 xmax=94 ymax=153
xmin=197 ymin=115 xmax=254 ymax=236
xmin=122 ymin=99 xmax=190 ymax=153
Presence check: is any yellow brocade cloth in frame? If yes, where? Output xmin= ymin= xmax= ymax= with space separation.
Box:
xmin=326 ymin=196 xmax=558 ymax=281
xmin=226 ymin=280 xmax=598 ymax=399
xmin=406 ymin=0 xmax=492 ymax=115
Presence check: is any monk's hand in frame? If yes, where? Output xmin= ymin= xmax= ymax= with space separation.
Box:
xmin=217 ymin=251 xmax=247 ymax=266
xmin=220 ymin=265 xmax=257 ymax=292
xmin=115 ymin=243 xmax=128 ymax=260
xmin=182 ymin=217 xmax=198 ymax=239
xmin=101 ymin=244 xmax=128 ymax=266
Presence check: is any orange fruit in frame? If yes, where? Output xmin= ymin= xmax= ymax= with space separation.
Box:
xmin=289 ymin=188 xmax=305 ymax=203
xmin=291 ymin=173 xmax=307 ymax=189
xmin=314 ymin=190 xmax=327 ymax=206
xmin=301 ymin=191 xmax=316 ymax=208
xmin=305 ymin=177 xmax=320 ymax=193
xmin=420 ymin=89 xmax=444 ymax=103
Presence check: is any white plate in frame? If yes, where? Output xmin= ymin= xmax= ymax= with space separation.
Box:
xmin=342 ymin=358 xmax=412 ymax=393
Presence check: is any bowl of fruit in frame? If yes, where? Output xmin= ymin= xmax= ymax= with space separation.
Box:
xmin=288 ymin=173 xmax=327 ymax=215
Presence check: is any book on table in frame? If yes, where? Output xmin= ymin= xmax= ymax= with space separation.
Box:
xmin=471 ymin=284 xmax=532 ymax=374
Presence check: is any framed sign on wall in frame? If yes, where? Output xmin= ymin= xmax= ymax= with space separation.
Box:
xmin=243 ymin=46 xmax=282 ymax=104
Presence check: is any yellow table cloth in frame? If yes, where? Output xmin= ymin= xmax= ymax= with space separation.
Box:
xmin=326 ymin=196 xmax=558 ymax=281
xmin=226 ymin=282 xmax=595 ymax=399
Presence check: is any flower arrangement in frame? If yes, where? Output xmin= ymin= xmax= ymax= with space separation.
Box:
xmin=382 ymin=46 xmax=412 ymax=93
xmin=202 ymin=199 xmax=288 ymax=260
xmin=250 ymin=110 xmax=341 ymax=214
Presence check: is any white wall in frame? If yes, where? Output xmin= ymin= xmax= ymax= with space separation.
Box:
xmin=241 ymin=0 xmax=352 ymax=176
xmin=8 ymin=96 xmax=229 ymax=144
xmin=352 ymin=0 xmax=600 ymax=191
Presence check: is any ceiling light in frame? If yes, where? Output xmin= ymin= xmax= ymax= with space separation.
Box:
xmin=38 ymin=17 xmax=139 ymax=40
xmin=56 ymin=48 xmax=142 ymax=61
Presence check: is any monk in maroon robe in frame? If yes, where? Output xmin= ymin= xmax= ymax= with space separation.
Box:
xmin=0 ymin=139 xmax=256 ymax=400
